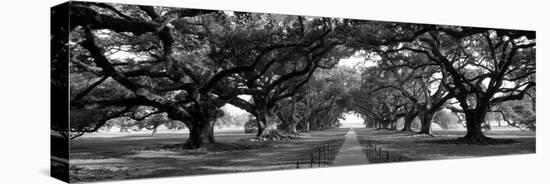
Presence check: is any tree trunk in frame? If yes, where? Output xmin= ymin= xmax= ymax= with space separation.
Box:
xmin=417 ymin=111 xmax=434 ymax=135
xmin=458 ymin=110 xmax=495 ymax=144
xmin=303 ymin=111 xmax=311 ymax=132
xmin=288 ymin=121 xmax=299 ymax=136
xmin=256 ymin=110 xmax=267 ymax=137
xmin=119 ymin=127 xmax=129 ymax=133
xmin=151 ymin=126 xmax=158 ymax=136
xmin=390 ymin=120 xmax=396 ymax=131
xmin=386 ymin=121 xmax=391 ymax=129
xmin=288 ymin=102 xmax=299 ymax=136
xmin=276 ymin=108 xmax=299 ymax=137
xmin=309 ymin=116 xmax=318 ymax=130
xmin=401 ymin=116 xmax=414 ymax=132
xmin=183 ymin=120 xmax=215 ymax=149
xmin=257 ymin=114 xmax=283 ymax=140
xmin=401 ymin=114 xmax=415 ymax=132
xmin=365 ymin=120 xmax=371 ymax=128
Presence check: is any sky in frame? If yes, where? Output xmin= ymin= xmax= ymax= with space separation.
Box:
xmin=337 ymin=51 xmax=377 ymax=68
xmin=338 ymin=112 xmax=365 ymax=128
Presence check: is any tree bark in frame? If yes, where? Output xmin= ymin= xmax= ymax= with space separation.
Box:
xmin=182 ymin=104 xmax=220 ymax=149
xmin=256 ymin=109 xmax=266 ymax=137
xmin=151 ymin=126 xmax=158 ymax=136
xmin=303 ymin=109 xmax=312 ymax=132
xmin=288 ymin=102 xmax=299 ymax=136
xmin=309 ymin=116 xmax=318 ymax=130
xmin=276 ymin=105 xmax=299 ymax=137
xmin=379 ymin=120 xmax=390 ymax=130
xmin=401 ymin=113 xmax=415 ymax=132
xmin=120 ymin=127 xmax=129 ymax=133
xmin=257 ymin=113 xmax=283 ymax=140
xmin=183 ymin=119 xmax=215 ymax=149
xmin=417 ymin=111 xmax=434 ymax=135
xmin=287 ymin=120 xmax=299 ymax=137
xmin=363 ymin=120 xmax=374 ymax=128
xmin=401 ymin=110 xmax=418 ymax=131
xmin=457 ymin=110 xmax=495 ymax=144
xmin=390 ymin=120 xmax=397 ymax=130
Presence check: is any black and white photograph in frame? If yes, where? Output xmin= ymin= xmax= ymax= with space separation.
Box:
xmin=1 ymin=0 xmax=549 ymax=184
xmin=49 ymin=1 xmax=539 ymax=183
xmin=49 ymin=1 xmax=538 ymax=182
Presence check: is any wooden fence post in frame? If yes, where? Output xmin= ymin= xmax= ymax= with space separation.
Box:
xmin=328 ymin=143 xmax=334 ymax=164
xmin=317 ymin=148 xmax=321 ymax=167
xmin=310 ymin=152 xmax=313 ymax=168
xmin=372 ymin=145 xmax=378 ymax=163
xmin=324 ymin=144 xmax=327 ymax=166
xmin=333 ymin=140 xmax=337 ymax=160
xmin=378 ymin=146 xmax=382 ymax=162
xmin=367 ymin=147 xmax=372 ymax=161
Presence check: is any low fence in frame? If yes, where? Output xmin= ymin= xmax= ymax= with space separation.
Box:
xmin=278 ymin=139 xmax=341 ymax=169
xmin=277 ymin=137 xmax=403 ymax=168
xmin=363 ymin=137 xmax=403 ymax=163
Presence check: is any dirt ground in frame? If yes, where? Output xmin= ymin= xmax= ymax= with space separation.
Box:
xmin=354 ymin=127 xmax=536 ymax=162
xmin=68 ymin=128 xmax=348 ymax=183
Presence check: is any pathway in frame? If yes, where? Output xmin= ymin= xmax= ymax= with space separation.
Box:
xmin=332 ymin=128 xmax=369 ymax=166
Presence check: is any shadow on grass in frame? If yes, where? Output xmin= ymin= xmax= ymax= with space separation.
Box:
xmin=69 ymin=128 xmax=351 ymax=182
xmin=353 ymin=128 xmax=535 ymax=162
xmin=423 ymin=138 xmax=519 ymax=145
xmin=155 ymin=142 xmax=273 ymax=153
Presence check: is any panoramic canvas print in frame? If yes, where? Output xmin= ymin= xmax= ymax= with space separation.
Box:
xmin=51 ymin=1 xmax=536 ymax=183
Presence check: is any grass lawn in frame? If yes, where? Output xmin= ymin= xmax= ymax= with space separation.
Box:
xmin=355 ymin=127 xmax=535 ymax=162
xmin=67 ymin=126 xmax=535 ymax=182
xmin=68 ymin=128 xmax=348 ymax=182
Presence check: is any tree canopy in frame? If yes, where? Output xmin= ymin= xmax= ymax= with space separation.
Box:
xmin=54 ymin=2 xmax=535 ymax=147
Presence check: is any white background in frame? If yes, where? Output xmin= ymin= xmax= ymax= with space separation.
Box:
xmin=0 ymin=0 xmax=547 ymax=183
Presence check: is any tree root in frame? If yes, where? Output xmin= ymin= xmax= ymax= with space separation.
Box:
xmin=158 ymin=141 xmax=270 ymax=152
xmin=181 ymin=140 xmax=204 ymax=150
xmin=456 ymin=135 xmax=498 ymax=145
xmin=252 ymin=129 xmax=299 ymax=141
xmin=410 ymin=132 xmax=435 ymax=137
